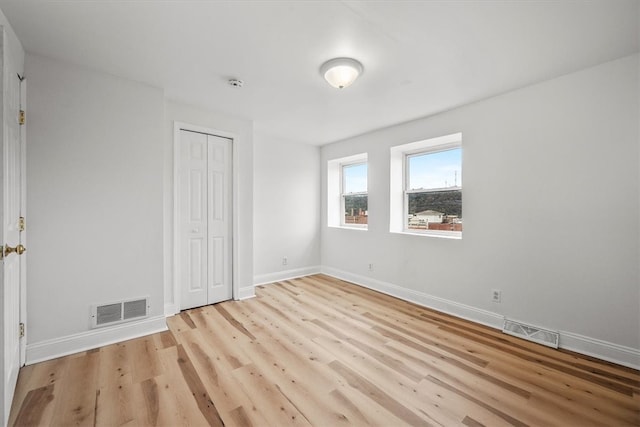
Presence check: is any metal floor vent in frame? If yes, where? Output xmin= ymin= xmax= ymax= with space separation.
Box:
xmin=91 ymin=297 xmax=149 ymax=328
xmin=503 ymin=319 xmax=559 ymax=349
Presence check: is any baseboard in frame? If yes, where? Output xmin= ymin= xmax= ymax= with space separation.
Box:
xmin=25 ymin=315 xmax=168 ymax=365
xmin=559 ymin=331 xmax=640 ymax=370
xmin=321 ymin=266 xmax=504 ymax=329
xmin=320 ymin=266 xmax=640 ymax=370
xmin=164 ymin=303 xmax=179 ymax=317
xmin=253 ymin=265 xmax=322 ymax=287
xmin=237 ymin=285 xmax=256 ymax=300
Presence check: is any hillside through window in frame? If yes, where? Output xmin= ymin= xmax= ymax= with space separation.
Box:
xmin=342 ymin=162 xmax=368 ymax=226
xmin=406 ymin=147 xmax=462 ymax=233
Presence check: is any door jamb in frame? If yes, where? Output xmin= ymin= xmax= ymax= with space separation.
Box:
xmin=172 ymin=121 xmax=237 ymax=314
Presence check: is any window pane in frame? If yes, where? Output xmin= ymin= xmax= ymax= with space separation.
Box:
xmin=408 ymin=148 xmax=461 ymax=190
xmin=343 ymin=163 xmax=367 ymax=193
xmin=344 ymin=194 xmax=368 ymax=224
xmin=407 ymin=190 xmax=462 ymax=231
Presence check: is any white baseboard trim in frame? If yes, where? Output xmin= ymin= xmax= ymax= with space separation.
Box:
xmin=321 ymin=266 xmax=640 ymax=370
xmin=237 ymin=285 xmax=256 ymax=300
xmin=253 ymin=265 xmax=322 ymax=287
xmin=26 ymin=315 xmax=168 ymax=365
xmin=321 ymin=266 xmax=504 ymax=329
xmin=164 ymin=303 xmax=179 ymax=317
xmin=560 ymin=331 xmax=640 ymax=370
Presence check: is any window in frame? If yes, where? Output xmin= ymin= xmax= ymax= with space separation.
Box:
xmin=342 ymin=162 xmax=368 ymax=226
xmin=406 ymin=147 xmax=462 ymax=232
xmin=327 ymin=153 xmax=368 ymax=229
xmin=390 ymin=133 xmax=462 ymax=238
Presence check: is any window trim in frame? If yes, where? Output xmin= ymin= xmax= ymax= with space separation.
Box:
xmin=389 ymin=132 xmax=462 ymax=239
xmin=403 ymin=144 xmax=462 ymax=235
xmin=327 ymin=153 xmax=368 ymax=230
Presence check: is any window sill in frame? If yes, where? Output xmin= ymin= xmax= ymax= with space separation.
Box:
xmin=328 ymin=225 xmax=368 ymax=231
xmin=391 ymin=230 xmax=462 ymax=240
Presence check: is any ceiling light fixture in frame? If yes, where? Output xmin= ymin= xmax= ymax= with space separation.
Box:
xmin=320 ymin=57 xmax=363 ymax=89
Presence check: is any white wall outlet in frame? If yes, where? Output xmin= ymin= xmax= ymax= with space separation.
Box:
xmin=368 ymin=263 xmax=374 ymax=271
xmin=282 ymin=257 xmax=288 ymax=266
xmin=492 ymin=289 xmax=502 ymax=303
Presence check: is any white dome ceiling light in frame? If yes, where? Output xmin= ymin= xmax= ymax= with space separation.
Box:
xmin=320 ymin=57 xmax=364 ymax=89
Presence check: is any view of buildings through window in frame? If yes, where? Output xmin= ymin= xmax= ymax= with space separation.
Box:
xmin=342 ymin=162 xmax=368 ymax=225
xmin=406 ymin=147 xmax=462 ymax=231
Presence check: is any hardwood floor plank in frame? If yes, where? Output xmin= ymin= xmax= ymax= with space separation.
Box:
xmin=329 ymin=359 xmax=433 ymax=426
xmin=228 ymin=405 xmax=254 ymax=427
xmin=180 ymin=311 xmax=197 ymax=329
xmin=10 ymin=274 xmax=639 ymax=427
xmin=97 ymin=341 xmax=132 ymax=391
xmin=49 ymin=351 xmax=99 ymax=426
xmin=95 ymin=382 xmax=136 ymax=426
xmin=130 ymin=336 xmax=163 ymax=383
xmin=175 ymin=344 xmax=225 ymax=427
xmin=424 ymin=374 xmax=528 ymax=427
xmin=231 ymin=363 xmax=312 ymax=427
xmin=179 ymin=334 xmax=272 ymax=426
xmin=462 ymin=415 xmax=487 ymax=427
xmin=11 ymin=384 xmax=54 ymax=426
xmin=215 ymin=303 xmax=257 ymax=341
xmin=139 ymin=377 xmax=160 ymax=425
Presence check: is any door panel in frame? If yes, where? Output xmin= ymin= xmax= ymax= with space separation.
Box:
xmin=179 ymin=131 xmax=208 ymax=309
xmin=206 ymin=135 xmax=231 ymax=304
xmin=2 ymin=43 xmax=24 ymax=425
xmin=189 ymin=170 xmax=204 ymax=221
xmin=188 ymin=238 xmax=205 ymax=291
xmin=179 ymin=130 xmax=232 ymax=310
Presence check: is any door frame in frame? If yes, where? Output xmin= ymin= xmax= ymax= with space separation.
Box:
xmin=172 ymin=121 xmax=237 ymax=313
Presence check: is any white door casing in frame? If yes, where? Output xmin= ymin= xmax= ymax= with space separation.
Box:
xmin=1 ymin=33 xmax=24 ymax=426
xmin=178 ymin=129 xmax=232 ymax=310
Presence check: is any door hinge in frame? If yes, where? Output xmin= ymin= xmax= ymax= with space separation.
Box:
xmin=19 ymin=322 xmax=24 ymax=338
xmin=19 ymin=110 xmax=25 ymax=125
xmin=18 ymin=216 xmax=25 ymax=232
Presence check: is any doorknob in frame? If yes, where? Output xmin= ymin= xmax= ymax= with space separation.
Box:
xmin=5 ymin=244 xmax=25 ymax=256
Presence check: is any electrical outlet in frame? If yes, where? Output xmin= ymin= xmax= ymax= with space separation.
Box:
xmin=368 ymin=263 xmax=374 ymax=271
xmin=492 ymin=289 xmax=502 ymax=303
xmin=282 ymin=257 xmax=288 ymax=266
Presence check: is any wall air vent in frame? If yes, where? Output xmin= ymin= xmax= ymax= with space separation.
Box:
xmin=503 ymin=319 xmax=559 ymax=349
xmin=91 ymin=297 xmax=149 ymax=328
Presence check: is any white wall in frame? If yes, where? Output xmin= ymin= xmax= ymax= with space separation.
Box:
xmin=321 ymin=54 xmax=640 ymax=367
xmin=253 ymin=133 xmax=320 ymax=284
xmin=163 ymin=100 xmax=254 ymax=311
xmin=25 ymin=54 xmax=166 ymax=358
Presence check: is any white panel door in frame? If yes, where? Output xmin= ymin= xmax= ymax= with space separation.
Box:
xmin=1 ymin=50 xmax=25 ymax=425
xmin=206 ymin=135 xmax=232 ymax=304
xmin=179 ymin=130 xmax=232 ymax=310
xmin=179 ymin=131 xmax=208 ymax=309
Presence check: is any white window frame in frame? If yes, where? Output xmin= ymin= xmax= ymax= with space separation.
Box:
xmin=327 ymin=153 xmax=368 ymax=230
xmin=390 ymin=133 xmax=462 ymax=239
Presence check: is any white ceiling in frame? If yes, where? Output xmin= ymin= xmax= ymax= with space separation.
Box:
xmin=0 ymin=1 xmax=637 ymax=145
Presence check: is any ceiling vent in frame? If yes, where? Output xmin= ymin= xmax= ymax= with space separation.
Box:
xmin=91 ymin=297 xmax=149 ymax=328
xmin=503 ymin=318 xmax=559 ymax=349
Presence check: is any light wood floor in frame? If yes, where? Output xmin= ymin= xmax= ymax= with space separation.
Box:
xmin=9 ymin=274 xmax=640 ymax=426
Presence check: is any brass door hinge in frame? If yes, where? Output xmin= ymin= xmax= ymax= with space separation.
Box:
xmin=19 ymin=110 xmax=25 ymax=125
xmin=19 ymin=322 xmax=24 ymax=338
xmin=18 ymin=216 xmax=25 ymax=232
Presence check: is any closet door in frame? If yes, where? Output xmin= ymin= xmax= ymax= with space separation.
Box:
xmin=206 ymin=134 xmax=232 ymax=304
xmin=179 ymin=130 xmax=232 ymax=310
